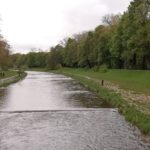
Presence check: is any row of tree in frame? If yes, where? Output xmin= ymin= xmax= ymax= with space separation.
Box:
xmin=11 ymin=0 xmax=150 ymax=70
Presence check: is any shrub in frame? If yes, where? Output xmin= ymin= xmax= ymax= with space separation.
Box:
xmin=99 ymin=64 xmax=108 ymax=73
xmin=92 ymin=66 xmax=100 ymax=72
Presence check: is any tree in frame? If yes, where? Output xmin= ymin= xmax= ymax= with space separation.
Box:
xmin=47 ymin=45 xmax=63 ymax=70
xmin=63 ymin=38 xmax=78 ymax=67
xmin=0 ymin=36 xmax=10 ymax=70
xmin=102 ymin=14 xmax=121 ymax=26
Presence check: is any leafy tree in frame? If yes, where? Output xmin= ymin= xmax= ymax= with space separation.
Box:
xmin=63 ymin=38 xmax=78 ymax=67
xmin=110 ymin=0 xmax=150 ymax=69
xmin=47 ymin=45 xmax=63 ymax=70
xmin=0 ymin=36 xmax=10 ymax=70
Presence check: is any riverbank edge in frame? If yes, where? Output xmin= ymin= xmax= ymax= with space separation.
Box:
xmin=53 ymin=69 xmax=150 ymax=137
xmin=0 ymin=72 xmax=27 ymax=87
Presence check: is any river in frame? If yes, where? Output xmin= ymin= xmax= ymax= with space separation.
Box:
xmin=0 ymin=71 xmax=149 ymax=150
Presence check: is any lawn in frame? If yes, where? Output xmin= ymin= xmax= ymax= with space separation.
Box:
xmin=58 ymin=68 xmax=150 ymax=95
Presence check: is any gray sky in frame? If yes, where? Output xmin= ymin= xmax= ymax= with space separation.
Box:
xmin=0 ymin=0 xmax=132 ymax=53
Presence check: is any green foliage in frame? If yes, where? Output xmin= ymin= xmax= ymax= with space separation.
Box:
xmin=20 ymin=65 xmax=28 ymax=70
xmin=0 ymin=70 xmax=17 ymax=79
xmin=99 ymin=64 xmax=108 ymax=73
xmin=11 ymin=52 xmax=48 ymax=69
xmin=110 ymin=0 xmax=150 ymax=69
xmin=47 ymin=45 xmax=63 ymax=70
xmin=62 ymin=38 xmax=78 ymax=67
xmin=92 ymin=66 xmax=100 ymax=72
xmin=0 ymin=36 xmax=10 ymax=70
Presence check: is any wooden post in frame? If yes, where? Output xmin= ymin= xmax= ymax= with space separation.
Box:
xmin=101 ymin=80 xmax=104 ymax=86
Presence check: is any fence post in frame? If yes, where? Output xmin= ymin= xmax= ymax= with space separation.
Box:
xmin=101 ymin=80 xmax=104 ymax=86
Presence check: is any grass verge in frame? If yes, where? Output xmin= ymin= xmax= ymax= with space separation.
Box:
xmin=56 ymin=68 xmax=150 ymax=95
xmin=0 ymin=71 xmax=27 ymax=87
xmin=0 ymin=70 xmax=18 ymax=79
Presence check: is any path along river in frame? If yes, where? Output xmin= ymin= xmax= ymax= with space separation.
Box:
xmin=0 ymin=71 xmax=149 ymax=150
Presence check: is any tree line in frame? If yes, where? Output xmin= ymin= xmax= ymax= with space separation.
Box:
xmin=9 ymin=0 xmax=150 ymax=70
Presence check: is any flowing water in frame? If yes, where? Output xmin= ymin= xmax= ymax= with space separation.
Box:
xmin=0 ymin=71 xmax=149 ymax=150
xmin=0 ymin=71 xmax=110 ymax=111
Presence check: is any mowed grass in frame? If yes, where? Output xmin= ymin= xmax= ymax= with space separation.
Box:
xmin=0 ymin=70 xmax=18 ymax=79
xmin=58 ymin=68 xmax=150 ymax=95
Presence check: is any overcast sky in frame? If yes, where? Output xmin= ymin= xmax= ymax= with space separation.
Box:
xmin=0 ymin=0 xmax=132 ymax=53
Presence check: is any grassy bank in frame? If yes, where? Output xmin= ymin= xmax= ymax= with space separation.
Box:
xmin=57 ymin=68 xmax=150 ymax=95
xmin=54 ymin=68 xmax=150 ymax=135
xmin=0 ymin=70 xmax=18 ymax=79
xmin=0 ymin=71 xmax=27 ymax=87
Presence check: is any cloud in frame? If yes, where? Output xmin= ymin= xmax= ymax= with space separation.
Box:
xmin=0 ymin=0 xmax=132 ymax=53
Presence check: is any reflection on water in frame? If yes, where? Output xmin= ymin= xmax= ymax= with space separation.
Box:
xmin=0 ymin=71 xmax=110 ymax=111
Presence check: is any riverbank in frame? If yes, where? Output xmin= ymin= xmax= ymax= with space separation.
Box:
xmin=0 ymin=70 xmax=17 ymax=79
xmin=53 ymin=68 xmax=150 ymax=137
xmin=0 ymin=71 xmax=27 ymax=87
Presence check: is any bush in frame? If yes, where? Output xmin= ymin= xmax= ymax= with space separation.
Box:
xmin=1 ymin=66 xmax=8 ymax=71
xmin=20 ymin=65 xmax=28 ymax=70
xmin=99 ymin=64 xmax=108 ymax=73
xmin=48 ymin=63 xmax=62 ymax=70
xmin=84 ymin=66 xmax=90 ymax=71
xmin=92 ymin=66 xmax=100 ymax=72
xmin=56 ymin=64 xmax=62 ymax=69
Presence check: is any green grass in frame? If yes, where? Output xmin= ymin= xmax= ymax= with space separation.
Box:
xmin=0 ymin=70 xmax=27 ymax=87
xmin=54 ymin=68 xmax=150 ymax=135
xmin=0 ymin=70 xmax=18 ymax=79
xmin=57 ymin=68 xmax=150 ymax=95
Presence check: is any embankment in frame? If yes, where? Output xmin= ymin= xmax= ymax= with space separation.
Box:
xmin=0 ymin=72 xmax=27 ymax=87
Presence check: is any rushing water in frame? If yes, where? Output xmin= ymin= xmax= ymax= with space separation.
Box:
xmin=0 ymin=71 xmax=109 ymax=111
xmin=0 ymin=71 xmax=149 ymax=150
